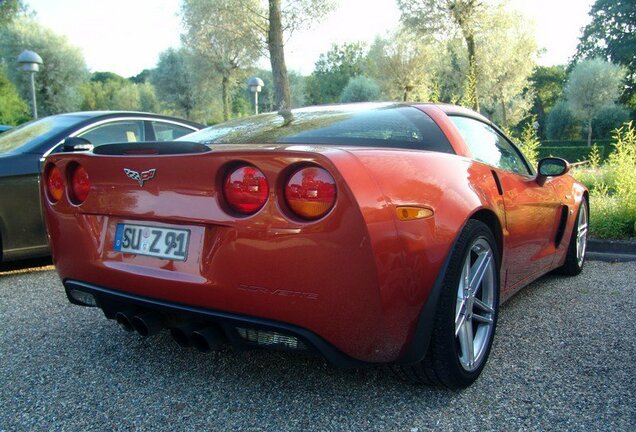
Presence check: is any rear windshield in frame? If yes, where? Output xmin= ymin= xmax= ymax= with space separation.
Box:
xmin=0 ymin=115 xmax=84 ymax=154
xmin=183 ymin=104 xmax=453 ymax=153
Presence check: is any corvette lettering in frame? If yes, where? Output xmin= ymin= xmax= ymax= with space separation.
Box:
xmin=239 ymin=284 xmax=319 ymax=300
xmin=124 ymin=168 xmax=156 ymax=187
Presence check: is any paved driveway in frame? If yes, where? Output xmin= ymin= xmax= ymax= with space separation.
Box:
xmin=1 ymin=261 xmax=634 ymax=431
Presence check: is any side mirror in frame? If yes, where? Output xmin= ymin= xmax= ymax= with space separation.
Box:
xmin=62 ymin=137 xmax=94 ymax=152
xmin=537 ymin=157 xmax=569 ymax=185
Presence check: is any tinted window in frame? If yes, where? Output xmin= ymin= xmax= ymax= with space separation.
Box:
xmin=79 ymin=120 xmax=145 ymax=145
xmin=152 ymin=121 xmax=194 ymax=141
xmin=450 ymin=116 xmax=531 ymax=175
xmin=0 ymin=115 xmax=84 ymax=154
xmin=183 ymin=104 xmax=454 ymax=153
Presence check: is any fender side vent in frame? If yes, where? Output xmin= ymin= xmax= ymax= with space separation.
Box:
xmin=555 ymin=205 xmax=569 ymax=247
xmin=491 ymin=170 xmax=503 ymax=195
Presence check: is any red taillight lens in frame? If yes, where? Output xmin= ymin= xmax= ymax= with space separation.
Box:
xmin=46 ymin=165 xmax=64 ymax=203
xmin=223 ymin=165 xmax=269 ymax=215
xmin=70 ymin=164 xmax=90 ymax=204
xmin=284 ymin=166 xmax=337 ymax=220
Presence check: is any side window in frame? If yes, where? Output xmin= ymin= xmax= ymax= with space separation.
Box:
xmin=450 ymin=116 xmax=531 ymax=175
xmin=152 ymin=122 xmax=195 ymax=141
xmin=78 ymin=120 xmax=145 ymax=146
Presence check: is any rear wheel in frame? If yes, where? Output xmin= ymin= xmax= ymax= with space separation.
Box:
xmin=558 ymin=197 xmax=588 ymax=276
xmin=392 ymin=220 xmax=500 ymax=389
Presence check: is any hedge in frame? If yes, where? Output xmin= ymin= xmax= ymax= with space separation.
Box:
xmin=538 ymin=144 xmax=614 ymax=163
xmin=540 ymin=139 xmax=612 ymax=148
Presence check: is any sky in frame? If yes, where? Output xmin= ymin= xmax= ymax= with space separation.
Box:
xmin=26 ymin=0 xmax=595 ymax=78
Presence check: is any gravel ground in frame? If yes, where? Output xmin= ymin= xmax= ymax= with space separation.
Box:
xmin=1 ymin=261 xmax=635 ymax=431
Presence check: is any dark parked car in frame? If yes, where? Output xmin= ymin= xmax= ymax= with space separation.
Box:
xmin=0 ymin=111 xmax=202 ymax=262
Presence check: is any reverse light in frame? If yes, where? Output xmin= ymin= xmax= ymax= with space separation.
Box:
xmin=69 ymin=164 xmax=90 ymax=204
xmin=236 ymin=327 xmax=307 ymax=350
xmin=284 ymin=166 xmax=337 ymax=220
xmin=46 ymin=165 xmax=64 ymax=203
xmin=223 ymin=164 xmax=269 ymax=215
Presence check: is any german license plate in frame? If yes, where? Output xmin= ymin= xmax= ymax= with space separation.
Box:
xmin=114 ymin=224 xmax=190 ymax=261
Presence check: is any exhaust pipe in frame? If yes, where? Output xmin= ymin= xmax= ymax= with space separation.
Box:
xmin=191 ymin=326 xmax=225 ymax=352
xmin=115 ymin=311 xmax=134 ymax=332
xmin=131 ymin=312 xmax=164 ymax=337
xmin=169 ymin=323 xmax=202 ymax=348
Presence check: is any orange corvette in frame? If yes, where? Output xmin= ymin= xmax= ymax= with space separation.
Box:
xmin=42 ymin=103 xmax=588 ymax=388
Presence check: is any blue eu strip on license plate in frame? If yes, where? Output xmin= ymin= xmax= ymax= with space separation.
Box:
xmin=114 ymin=223 xmax=190 ymax=261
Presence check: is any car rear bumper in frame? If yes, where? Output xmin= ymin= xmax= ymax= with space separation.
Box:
xmin=64 ymin=279 xmax=369 ymax=368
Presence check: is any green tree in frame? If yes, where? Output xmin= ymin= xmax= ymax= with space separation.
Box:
xmin=574 ymin=0 xmax=636 ymax=109
xmin=0 ymin=18 xmax=89 ymax=116
xmin=545 ymin=100 xmax=581 ymax=140
xmin=339 ymin=76 xmax=380 ymax=102
xmin=306 ymin=42 xmax=367 ymax=105
xmin=265 ymin=0 xmax=334 ymax=114
xmin=565 ymin=58 xmax=625 ymax=146
xmin=0 ymin=65 xmax=29 ymax=124
xmin=0 ymin=0 xmax=26 ymax=27
xmin=529 ymin=65 xmax=567 ymax=139
xmin=477 ymin=5 xmax=538 ymax=128
xmin=592 ymin=105 xmax=630 ymax=139
xmin=367 ymin=30 xmax=433 ymax=102
xmin=151 ymin=48 xmax=198 ymax=119
xmin=181 ymin=0 xmax=261 ymax=121
xmin=397 ymin=0 xmax=483 ymax=110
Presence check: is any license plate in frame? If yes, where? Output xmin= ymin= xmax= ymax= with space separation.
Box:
xmin=114 ymin=223 xmax=190 ymax=261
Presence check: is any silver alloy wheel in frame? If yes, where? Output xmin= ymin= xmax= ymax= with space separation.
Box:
xmin=576 ymin=202 xmax=588 ymax=267
xmin=455 ymin=238 xmax=496 ymax=372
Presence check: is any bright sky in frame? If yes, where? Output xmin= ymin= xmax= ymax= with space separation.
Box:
xmin=26 ymin=0 xmax=594 ymax=78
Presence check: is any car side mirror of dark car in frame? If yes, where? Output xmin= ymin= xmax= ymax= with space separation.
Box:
xmin=536 ymin=157 xmax=569 ymax=186
xmin=62 ymin=137 xmax=94 ymax=152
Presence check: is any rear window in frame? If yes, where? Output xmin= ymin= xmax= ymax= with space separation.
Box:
xmin=183 ymin=104 xmax=453 ymax=153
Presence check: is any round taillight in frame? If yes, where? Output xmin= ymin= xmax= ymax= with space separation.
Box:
xmin=284 ymin=166 xmax=337 ymax=220
xmin=70 ymin=164 xmax=90 ymax=204
xmin=46 ymin=165 xmax=64 ymax=203
xmin=223 ymin=165 xmax=269 ymax=215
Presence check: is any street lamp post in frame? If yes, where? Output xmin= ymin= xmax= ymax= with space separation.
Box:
xmin=17 ymin=50 xmax=43 ymax=119
xmin=248 ymin=77 xmax=264 ymax=115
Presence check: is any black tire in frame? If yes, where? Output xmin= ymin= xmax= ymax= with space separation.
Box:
xmin=391 ymin=220 xmax=500 ymax=389
xmin=558 ymin=197 xmax=588 ymax=276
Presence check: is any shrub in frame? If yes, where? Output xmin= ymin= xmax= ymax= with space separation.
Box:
xmin=546 ymin=101 xmax=581 ymax=140
xmin=339 ymin=76 xmax=380 ymax=103
xmin=516 ymin=116 xmax=540 ymax=166
xmin=592 ymin=105 xmax=630 ymax=139
xmin=572 ymin=121 xmax=636 ymax=239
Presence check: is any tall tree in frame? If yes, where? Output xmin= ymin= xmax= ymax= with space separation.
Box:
xmin=264 ymin=0 xmax=334 ymax=115
xmin=529 ymin=65 xmax=567 ymax=139
xmin=0 ymin=18 xmax=89 ymax=116
xmin=151 ymin=48 xmax=198 ymax=119
xmin=397 ymin=0 xmax=483 ymax=110
xmin=367 ymin=30 xmax=433 ymax=102
xmin=565 ymin=58 xmax=625 ymax=146
xmin=305 ymin=42 xmax=367 ymax=105
xmin=477 ymin=5 xmax=537 ymax=128
xmin=574 ymin=0 xmax=636 ymax=108
xmin=0 ymin=0 xmax=26 ymax=27
xmin=0 ymin=65 xmax=29 ymax=125
xmin=181 ymin=0 xmax=261 ymax=121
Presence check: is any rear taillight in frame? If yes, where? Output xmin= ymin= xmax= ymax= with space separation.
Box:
xmin=284 ymin=166 xmax=337 ymax=220
xmin=223 ymin=165 xmax=269 ymax=215
xmin=69 ymin=164 xmax=90 ymax=204
xmin=46 ymin=165 xmax=64 ymax=203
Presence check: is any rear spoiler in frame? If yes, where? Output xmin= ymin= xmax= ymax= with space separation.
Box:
xmin=92 ymin=141 xmax=211 ymax=156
